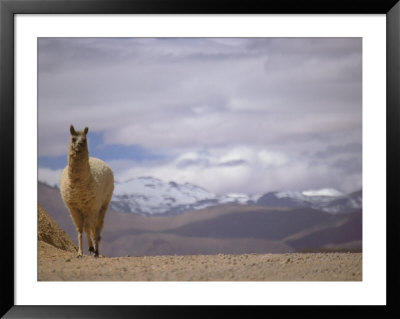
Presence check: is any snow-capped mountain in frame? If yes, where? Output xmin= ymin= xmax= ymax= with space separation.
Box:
xmin=110 ymin=177 xmax=258 ymax=216
xmin=256 ymin=189 xmax=362 ymax=214
xmin=319 ymin=190 xmax=362 ymax=214
xmin=109 ymin=176 xmax=362 ymax=216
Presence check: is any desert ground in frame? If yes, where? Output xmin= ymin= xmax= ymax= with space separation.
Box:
xmin=38 ymin=242 xmax=362 ymax=281
xmin=38 ymin=204 xmax=362 ymax=281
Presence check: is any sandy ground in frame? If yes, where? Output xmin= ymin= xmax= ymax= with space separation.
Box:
xmin=38 ymin=241 xmax=362 ymax=281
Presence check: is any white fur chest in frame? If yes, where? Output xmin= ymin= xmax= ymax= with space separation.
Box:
xmin=61 ymin=174 xmax=97 ymax=214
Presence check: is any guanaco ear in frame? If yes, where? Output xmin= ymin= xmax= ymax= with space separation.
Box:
xmin=70 ymin=125 xmax=77 ymax=136
xmin=84 ymin=127 xmax=89 ymax=135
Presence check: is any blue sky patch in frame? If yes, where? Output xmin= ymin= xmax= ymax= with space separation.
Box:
xmin=38 ymin=131 xmax=166 ymax=169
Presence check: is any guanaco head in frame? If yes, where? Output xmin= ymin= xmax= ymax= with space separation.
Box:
xmin=69 ymin=125 xmax=89 ymax=154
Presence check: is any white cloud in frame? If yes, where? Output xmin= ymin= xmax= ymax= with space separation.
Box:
xmin=37 ymin=145 xmax=361 ymax=196
xmin=106 ymin=146 xmax=360 ymax=195
xmin=257 ymin=150 xmax=289 ymax=167
xmin=302 ymin=188 xmax=344 ymax=197
xmin=38 ymin=38 xmax=362 ymax=194
xmin=38 ymin=168 xmax=63 ymax=187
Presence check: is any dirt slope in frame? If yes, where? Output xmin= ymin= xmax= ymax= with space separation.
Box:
xmin=38 ymin=204 xmax=77 ymax=253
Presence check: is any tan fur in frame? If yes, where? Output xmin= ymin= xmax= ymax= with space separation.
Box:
xmin=60 ymin=125 xmax=114 ymax=257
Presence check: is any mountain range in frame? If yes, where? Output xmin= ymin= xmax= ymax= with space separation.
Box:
xmin=110 ymin=176 xmax=362 ymax=216
xmin=38 ymin=178 xmax=362 ymax=257
xmin=111 ymin=176 xmax=258 ymax=216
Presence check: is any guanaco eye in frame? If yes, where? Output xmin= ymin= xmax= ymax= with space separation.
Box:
xmin=72 ymin=137 xmax=77 ymax=142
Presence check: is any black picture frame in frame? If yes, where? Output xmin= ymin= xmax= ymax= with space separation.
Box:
xmin=1 ymin=0 xmax=399 ymax=318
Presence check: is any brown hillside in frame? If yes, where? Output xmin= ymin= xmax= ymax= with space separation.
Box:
xmin=38 ymin=182 xmax=77 ymax=242
xmin=38 ymin=203 xmax=77 ymax=253
xmin=38 ymin=181 xmax=362 ymax=257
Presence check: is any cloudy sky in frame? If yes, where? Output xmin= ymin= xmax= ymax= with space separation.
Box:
xmin=38 ymin=37 xmax=362 ymax=195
